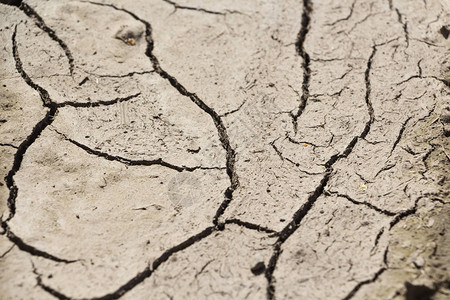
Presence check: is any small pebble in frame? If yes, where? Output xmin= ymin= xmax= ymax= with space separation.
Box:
xmin=251 ymin=261 xmax=265 ymax=275
xmin=413 ymin=256 xmax=425 ymax=268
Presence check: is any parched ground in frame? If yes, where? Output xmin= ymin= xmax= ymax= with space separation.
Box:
xmin=0 ymin=0 xmax=449 ymax=299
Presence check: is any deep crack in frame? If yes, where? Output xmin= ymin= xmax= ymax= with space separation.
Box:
xmin=37 ymin=226 xmax=216 ymax=300
xmin=19 ymin=2 xmax=75 ymax=75
xmin=83 ymin=1 xmax=239 ymax=227
xmin=56 ymin=92 xmax=142 ymax=108
xmin=1 ymin=224 xmax=77 ymax=263
xmin=54 ymin=129 xmax=224 ymax=172
xmin=2 ymin=1 xmax=447 ymax=299
xmin=224 ymin=219 xmax=278 ymax=235
xmin=291 ymin=0 xmax=313 ymax=134
xmin=265 ymin=42 xmax=378 ymax=300
xmin=2 ymin=24 xmax=76 ymax=265
xmin=12 ymin=25 xmax=52 ymax=107
xmin=390 ymin=117 xmax=411 ymax=155
xmin=373 ymin=227 xmax=385 ymax=249
xmin=21 ymin=2 xmax=243 ymax=298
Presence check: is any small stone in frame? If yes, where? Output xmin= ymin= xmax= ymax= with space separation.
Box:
xmin=441 ymin=108 xmax=450 ymax=123
xmin=440 ymin=26 xmax=449 ymax=39
xmin=405 ymin=282 xmax=436 ymax=300
xmin=251 ymin=261 xmax=265 ymax=275
xmin=413 ymin=256 xmax=425 ymax=268
xmin=115 ymin=24 xmax=144 ymax=46
xmin=441 ymin=107 xmax=450 ymax=136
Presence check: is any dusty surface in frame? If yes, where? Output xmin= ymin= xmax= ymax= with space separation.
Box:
xmin=0 ymin=0 xmax=449 ymax=299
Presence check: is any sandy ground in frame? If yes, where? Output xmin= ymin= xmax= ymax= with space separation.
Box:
xmin=0 ymin=0 xmax=449 ymax=299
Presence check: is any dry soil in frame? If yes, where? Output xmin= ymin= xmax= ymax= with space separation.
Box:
xmin=0 ymin=0 xmax=449 ymax=299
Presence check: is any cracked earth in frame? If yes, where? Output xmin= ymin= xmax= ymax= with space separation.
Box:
xmin=0 ymin=0 xmax=449 ymax=299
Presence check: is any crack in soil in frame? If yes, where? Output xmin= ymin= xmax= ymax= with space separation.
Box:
xmin=161 ymin=0 xmax=228 ymax=16
xmin=333 ymin=193 xmax=397 ymax=217
xmin=35 ymin=218 xmax=279 ymax=299
xmin=53 ymin=129 xmax=225 ymax=172
xmin=389 ymin=195 xmax=422 ymax=229
xmin=224 ymin=219 xmax=278 ymax=235
xmin=36 ymin=226 xmax=216 ymax=300
xmin=390 ymin=116 xmax=411 ymax=155
xmin=35 ymin=218 xmax=277 ymax=299
xmin=291 ymin=0 xmax=312 ymax=134
xmin=389 ymin=1 xmax=409 ymax=48
xmin=15 ymin=2 xmax=244 ymax=298
xmin=372 ymin=227 xmax=385 ymax=249
xmin=0 ymin=0 xmax=22 ymax=7
xmin=270 ymin=139 xmax=326 ymax=175
xmin=327 ymin=0 xmax=357 ymax=26
xmin=1 ymin=25 xmax=78 ymax=263
xmin=343 ymin=247 xmax=391 ymax=299
xmin=264 ymin=43 xmax=379 ymax=300
xmin=19 ymin=2 xmax=75 ymax=75
xmin=0 ymin=142 xmax=19 ymax=149
xmin=2 ymin=224 xmax=77 ymax=263
xmin=395 ymin=8 xmax=409 ymax=48
xmin=2 ymin=105 xmax=55 ymax=222
xmin=82 ymin=1 xmax=239 ymax=227
xmin=0 ymin=244 xmax=15 ymax=259
xmin=341 ymin=265 xmax=387 ymax=300
xmin=2 ymin=1 xmax=448 ymax=299
xmin=56 ymin=92 xmax=142 ymax=108
xmin=12 ymin=25 xmax=53 ymax=107
xmin=79 ymin=70 xmax=155 ymax=79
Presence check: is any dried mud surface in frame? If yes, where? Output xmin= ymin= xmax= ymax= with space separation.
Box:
xmin=0 ymin=0 xmax=449 ymax=299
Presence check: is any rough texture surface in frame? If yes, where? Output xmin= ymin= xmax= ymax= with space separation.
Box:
xmin=0 ymin=0 xmax=449 ymax=299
